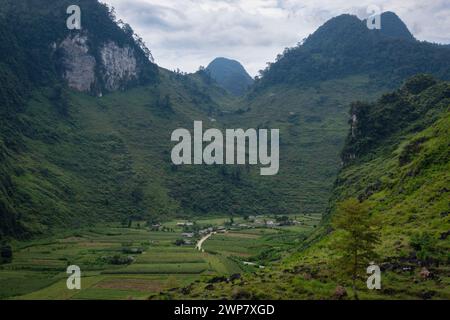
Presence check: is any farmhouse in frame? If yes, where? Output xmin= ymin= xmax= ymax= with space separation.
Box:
xmin=177 ymin=221 xmax=194 ymax=226
xmin=182 ymin=233 xmax=194 ymax=238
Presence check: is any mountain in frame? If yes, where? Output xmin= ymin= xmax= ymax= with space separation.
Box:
xmin=1 ymin=3 xmax=449 ymax=244
xmin=371 ymin=11 xmax=415 ymax=40
xmin=305 ymin=75 xmax=450 ymax=299
xmin=168 ymin=75 xmax=450 ymax=299
xmin=256 ymin=12 xmax=449 ymax=89
xmin=224 ymin=12 xmax=450 ymax=217
xmin=0 ymin=0 xmax=158 ymax=101
xmin=1 ymin=1 xmax=449 ymax=300
xmin=0 ymin=0 xmax=281 ymax=238
xmin=206 ymin=57 xmax=254 ymax=95
xmin=0 ymin=0 xmax=450 ymax=240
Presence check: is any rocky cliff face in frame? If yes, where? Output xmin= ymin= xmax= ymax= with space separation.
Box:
xmin=59 ymin=34 xmax=96 ymax=92
xmin=100 ymin=41 xmax=138 ymax=91
xmin=58 ymin=34 xmax=141 ymax=94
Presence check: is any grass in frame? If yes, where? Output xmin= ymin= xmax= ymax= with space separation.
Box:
xmin=0 ymin=214 xmax=317 ymax=299
xmin=167 ymin=81 xmax=450 ymax=300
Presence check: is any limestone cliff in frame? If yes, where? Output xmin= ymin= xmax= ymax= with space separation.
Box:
xmin=58 ymin=33 xmax=145 ymax=94
xmin=100 ymin=41 xmax=138 ymax=91
xmin=58 ymin=34 xmax=96 ymax=92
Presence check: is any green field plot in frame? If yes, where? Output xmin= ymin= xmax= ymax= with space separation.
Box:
xmin=136 ymin=251 xmax=205 ymax=264
xmin=0 ymin=217 xmax=317 ymax=299
xmin=106 ymin=262 xmax=209 ymax=274
xmin=203 ymin=234 xmax=266 ymax=257
xmin=0 ymin=271 xmax=62 ymax=299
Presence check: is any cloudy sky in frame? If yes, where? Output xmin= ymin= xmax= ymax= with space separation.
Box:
xmin=105 ymin=0 xmax=450 ymax=76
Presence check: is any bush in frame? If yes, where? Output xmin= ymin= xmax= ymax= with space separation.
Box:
xmin=410 ymin=232 xmax=438 ymax=264
xmin=404 ymin=74 xmax=437 ymax=95
xmin=0 ymin=244 xmax=13 ymax=263
xmin=103 ymin=255 xmax=134 ymax=265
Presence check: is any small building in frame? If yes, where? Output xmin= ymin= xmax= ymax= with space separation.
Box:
xmin=177 ymin=221 xmax=194 ymax=227
xmin=266 ymin=221 xmax=280 ymax=227
xmin=182 ymin=233 xmax=194 ymax=238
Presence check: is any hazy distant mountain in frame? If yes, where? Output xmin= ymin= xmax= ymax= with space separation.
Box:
xmin=206 ymin=57 xmax=254 ymax=95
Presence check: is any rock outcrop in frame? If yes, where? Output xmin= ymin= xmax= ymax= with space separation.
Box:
xmin=100 ymin=41 xmax=138 ymax=91
xmin=58 ymin=34 xmax=141 ymax=94
xmin=59 ymin=34 xmax=96 ymax=92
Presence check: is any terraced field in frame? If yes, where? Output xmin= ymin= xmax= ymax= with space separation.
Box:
xmin=0 ymin=214 xmax=320 ymax=299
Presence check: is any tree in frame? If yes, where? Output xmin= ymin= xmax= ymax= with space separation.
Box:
xmin=131 ymin=187 xmax=144 ymax=204
xmin=1 ymin=243 xmax=13 ymax=263
xmin=332 ymin=198 xmax=380 ymax=299
xmin=174 ymin=239 xmax=185 ymax=246
xmin=50 ymin=85 xmax=70 ymax=117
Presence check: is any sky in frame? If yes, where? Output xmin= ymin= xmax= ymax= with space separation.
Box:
xmin=104 ymin=0 xmax=450 ymax=76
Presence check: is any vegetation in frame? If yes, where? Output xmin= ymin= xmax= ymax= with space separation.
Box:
xmin=0 ymin=214 xmax=317 ymax=299
xmin=167 ymin=77 xmax=450 ymax=300
xmin=332 ymin=198 xmax=380 ymax=299
xmin=254 ymin=13 xmax=450 ymax=90
xmin=0 ymin=242 xmax=13 ymax=264
xmin=0 ymin=0 xmax=449 ymax=300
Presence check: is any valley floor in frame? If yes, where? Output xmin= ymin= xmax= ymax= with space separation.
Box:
xmin=0 ymin=214 xmax=320 ymax=300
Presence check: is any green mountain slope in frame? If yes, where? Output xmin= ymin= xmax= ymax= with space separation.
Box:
xmin=222 ymin=12 xmax=450 ymax=216
xmin=0 ymin=65 xmax=293 ymax=237
xmin=255 ymin=12 xmax=450 ymax=89
xmin=170 ymin=76 xmax=449 ymax=300
xmin=1 ymin=4 xmax=450 ymax=246
xmin=0 ymin=1 xmax=277 ymax=238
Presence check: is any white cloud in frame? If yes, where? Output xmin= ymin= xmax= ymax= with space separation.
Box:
xmin=104 ymin=0 xmax=450 ymax=76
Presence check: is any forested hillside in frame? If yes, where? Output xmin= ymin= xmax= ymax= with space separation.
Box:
xmin=0 ymin=1 xmax=298 ymax=238
xmin=1 ymin=2 xmax=449 ymax=248
xmin=0 ymin=0 xmax=449 ymax=301
xmin=222 ymin=12 xmax=450 ymax=216
xmin=170 ymin=76 xmax=449 ymax=299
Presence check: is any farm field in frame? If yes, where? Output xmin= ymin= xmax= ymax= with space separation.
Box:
xmin=0 ymin=214 xmax=320 ymax=300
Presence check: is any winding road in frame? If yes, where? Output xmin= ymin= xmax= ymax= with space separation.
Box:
xmin=196 ymin=232 xmax=216 ymax=252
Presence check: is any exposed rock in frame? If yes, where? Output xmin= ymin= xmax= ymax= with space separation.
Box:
xmin=229 ymin=273 xmax=242 ymax=282
xmin=180 ymin=285 xmax=192 ymax=295
xmin=58 ymin=35 xmax=140 ymax=94
xmin=420 ymin=267 xmax=431 ymax=279
xmin=351 ymin=114 xmax=357 ymax=137
xmin=100 ymin=42 xmax=138 ymax=91
xmin=440 ymin=230 xmax=450 ymax=240
xmin=59 ymin=34 xmax=96 ymax=92
xmin=208 ymin=276 xmax=228 ymax=284
xmin=231 ymin=288 xmax=252 ymax=300
xmin=303 ymin=273 xmax=313 ymax=280
xmin=333 ymin=286 xmax=347 ymax=300
xmin=419 ymin=290 xmax=435 ymax=300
